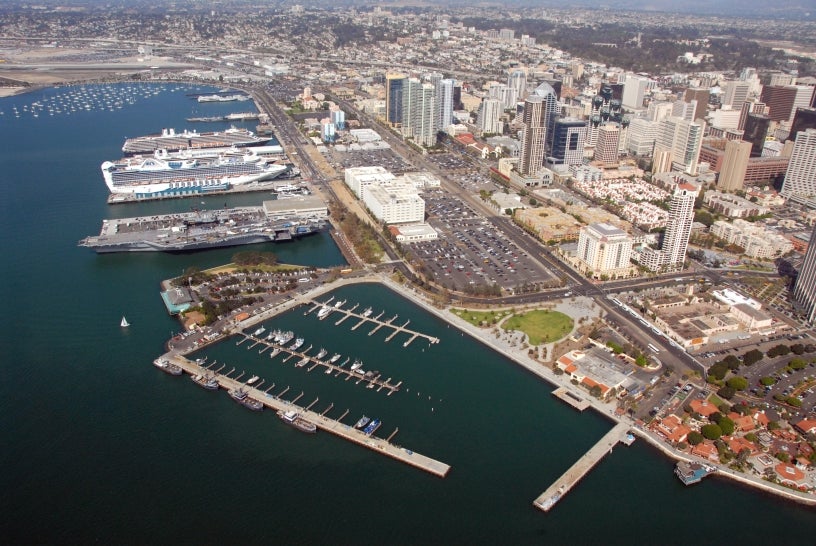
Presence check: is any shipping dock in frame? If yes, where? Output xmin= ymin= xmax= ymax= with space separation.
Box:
xmin=79 ymin=205 xmax=327 ymax=253
xmin=155 ymin=353 xmax=450 ymax=477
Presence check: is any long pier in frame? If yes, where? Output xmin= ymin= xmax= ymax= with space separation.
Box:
xmin=161 ymin=353 xmax=450 ymax=478
xmin=307 ymin=299 xmax=440 ymax=346
xmin=533 ymin=422 xmax=630 ymax=512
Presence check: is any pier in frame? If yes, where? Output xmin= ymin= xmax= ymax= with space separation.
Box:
xmin=159 ymin=353 xmax=451 ymax=478
xmin=533 ymin=422 xmax=630 ymax=512
xmin=307 ymin=299 xmax=440 ymax=346
xmin=551 ymin=386 xmax=591 ymax=412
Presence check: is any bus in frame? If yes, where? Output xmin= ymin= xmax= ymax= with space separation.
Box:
xmin=647 ymin=344 xmax=660 ymax=353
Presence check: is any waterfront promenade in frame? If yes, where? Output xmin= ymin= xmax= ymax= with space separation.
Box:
xmin=165 ymin=273 xmax=816 ymax=508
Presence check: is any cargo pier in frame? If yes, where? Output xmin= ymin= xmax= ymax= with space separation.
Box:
xmin=158 ymin=353 xmax=451 ymax=477
xmin=79 ymin=205 xmax=327 ymax=253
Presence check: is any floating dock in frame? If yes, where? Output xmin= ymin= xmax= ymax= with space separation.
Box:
xmin=159 ymin=353 xmax=450 ymax=478
xmin=304 ymin=299 xmax=440 ymax=346
xmin=533 ymin=422 xmax=630 ymax=512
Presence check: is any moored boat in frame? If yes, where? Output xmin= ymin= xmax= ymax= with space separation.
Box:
xmin=290 ymin=337 xmax=304 ymax=351
xmin=153 ymin=358 xmax=182 ymax=375
xmin=317 ymin=306 xmax=331 ymax=319
xmin=350 ymin=359 xmax=363 ymax=371
xmin=362 ymin=418 xmax=381 ymax=436
xmin=192 ymin=374 xmax=219 ymax=390
xmin=229 ymin=387 xmax=248 ymax=402
xmin=354 ymin=416 xmax=371 ymax=429
xmin=247 ymin=375 xmax=260 ymax=385
xmin=295 ymin=356 xmax=310 ymax=367
xmin=329 ymin=353 xmax=341 ymax=363
xmin=277 ymin=410 xmax=317 ymax=433
xmin=252 ymin=327 xmax=266 ymax=337
xmin=241 ymin=396 xmax=264 ymax=411
xmin=362 ymin=307 xmax=373 ymax=317
xmin=316 ymin=348 xmax=327 ymax=359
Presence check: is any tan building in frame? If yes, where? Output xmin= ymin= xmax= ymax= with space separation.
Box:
xmin=516 ymin=207 xmax=581 ymax=242
xmin=717 ymin=140 xmax=752 ymax=191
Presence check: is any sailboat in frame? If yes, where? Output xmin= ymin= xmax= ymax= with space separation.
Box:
xmin=120 ymin=316 xmax=130 ymax=327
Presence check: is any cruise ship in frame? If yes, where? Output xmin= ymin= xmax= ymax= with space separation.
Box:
xmin=122 ymin=127 xmax=268 ymax=155
xmin=197 ymin=94 xmax=250 ymax=103
xmin=100 ymin=151 xmax=288 ymax=197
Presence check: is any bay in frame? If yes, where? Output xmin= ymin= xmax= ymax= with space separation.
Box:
xmin=0 ymin=83 xmax=814 ymax=545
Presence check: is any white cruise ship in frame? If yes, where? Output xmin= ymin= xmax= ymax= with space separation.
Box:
xmin=100 ymin=151 xmax=287 ymax=197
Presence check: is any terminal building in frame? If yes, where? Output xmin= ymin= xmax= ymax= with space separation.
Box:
xmin=262 ymin=194 xmax=329 ymax=222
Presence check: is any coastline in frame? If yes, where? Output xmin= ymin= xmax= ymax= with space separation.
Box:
xmin=169 ymin=271 xmax=816 ymax=508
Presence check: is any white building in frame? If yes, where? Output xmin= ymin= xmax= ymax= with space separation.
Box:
xmin=781 ymin=129 xmax=816 ymax=203
xmin=362 ymin=183 xmax=425 ymax=224
xmin=637 ymin=182 xmax=698 ymax=271
xmin=654 ymin=116 xmax=706 ymax=176
xmin=478 ymin=98 xmax=504 ymax=135
xmin=344 ymin=166 xmax=396 ymax=198
xmin=626 ymin=118 xmax=658 ymax=156
xmin=710 ymin=219 xmax=794 ymax=259
xmin=576 ymin=223 xmax=633 ymax=276
xmin=622 ymin=74 xmax=651 ymax=110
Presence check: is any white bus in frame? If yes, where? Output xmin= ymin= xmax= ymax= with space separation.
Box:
xmin=647 ymin=344 xmax=660 ymax=353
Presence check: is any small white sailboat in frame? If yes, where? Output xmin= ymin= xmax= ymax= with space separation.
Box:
xmin=120 ymin=316 xmax=130 ymax=327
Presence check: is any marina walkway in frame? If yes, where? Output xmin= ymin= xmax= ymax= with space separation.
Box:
xmin=160 ymin=353 xmax=450 ymax=478
xmin=533 ymin=422 xmax=630 ymax=512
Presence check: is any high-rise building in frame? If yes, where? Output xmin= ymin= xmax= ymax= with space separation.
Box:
xmin=760 ymin=85 xmax=798 ymax=122
xmin=488 ymin=82 xmax=517 ymax=111
xmin=436 ymin=78 xmax=455 ymax=130
xmin=738 ymin=100 xmax=769 ymax=131
xmin=626 ymin=118 xmax=658 ymax=156
xmin=791 ymin=85 xmax=816 ymax=122
xmin=743 ymin=113 xmax=771 ymax=157
xmin=790 ymin=108 xmax=816 ymax=141
xmin=723 ymin=80 xmax=751 ymax=111
xmin=622 ymin=75 xmax=650 ymax=110
xmin=794 ymin=222 xmax=816 ymax=323
xmin=320 ymin=118 xmax=336 ymax=143
xmin=638 ymin=182 xmax=699 ymax=271
xmin=507 ymin=69 xmax=528 ymax=101
xmin=330 ymin=108 xmax=345 ymax=130
xmin=672 ymin=99 xmax=697 ymax=122
xmin=781 ymin=128 xmax=816 ymax=201
xmin=683 ymin=87 xmax=709 ymax=122
xmin=717 ymin=140 xmax=752 ymax=191
xmin=647 ymin=101 xmax=674 ymax=122
xmin=576 ymin=223 xmax=633 ymax=275
xmin=654 ymin=117 xmax=706 ymax=175
xmin=593 ymin=124 xmax=620 ymax=165
xmin=518 ymin=83 xmax=558 ymax=176
xmin=477 ymin=98 xmax=504 ymax=135
xmin=385 ymin=73 xmax=406 ymax=126
xmin=547 ymin=118 xmax=586 ymax=167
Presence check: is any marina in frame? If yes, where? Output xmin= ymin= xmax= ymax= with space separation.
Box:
xmin=238 ymin=330 xmax=404 ymax=395
xmin=154 ymin=353 xmax=450 ymax=477
xmin=78 ymin=206 xmax=327 ymax=253
xmin=304 ymin=298 xmax=440 ymax=347
xmin=533 ymin=422 xmax=632 ymax=512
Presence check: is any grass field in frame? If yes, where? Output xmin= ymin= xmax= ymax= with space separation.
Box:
xmin=501 ymin=309 xmax=573 ymax=345
xmin=451 ymin=308 xmax=512 ymax=327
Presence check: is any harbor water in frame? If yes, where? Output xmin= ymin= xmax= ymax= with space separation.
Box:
xmin=1 ymin=83 xmax=814 ymax=544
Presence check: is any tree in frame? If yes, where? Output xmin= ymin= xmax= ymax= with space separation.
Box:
xmin=590 ymin=385 xmax=603 ymax=398
xmin=717 ymin=385 xmax=736 ymax=400
xmin=768 ymin=344 xmax=791 ymax=358
xmin=790 ymin=343 xmax=805 ymax=355
xmin=723 ymin=355 xmax=741 ymax=371
xmin=726 ymin=376 xmax=748 ymax=391
xmin=687 ymin=431 xmax=705 ymax=445
xmin=742 ymin=349 xmax=763 ymax=366
xmin=708 ymin=362 xmax=729 ymax=381
xmin=701 ymin=423 xmax=723 ymax=440
xmin=760 ymin=376 xmax=776 ymax=386
xmin=789 ymin=358 xmax=807 ymax=370
xmin=719 ymin=416 xmax=736 ymax=436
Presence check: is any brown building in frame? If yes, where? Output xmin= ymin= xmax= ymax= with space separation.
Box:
xmin=760 ymin=85 xmax=798 ymax=122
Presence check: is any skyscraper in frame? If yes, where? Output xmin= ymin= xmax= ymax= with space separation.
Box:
xmin=385 ymin=73 xmax=406 ymax=126
xmin=622 ymin=75 xmax=650 ymax=110
xmin=477 ymin=98 xmax=504 ymax=135
xmin=547 ymin=118 xmax=586 ymax=167
xmin=743 ymin=113 xmax=771 ymax=157
xmin=436 ymin=78 xmax=455 ymax=130
xmin=717 ymin=140 xmax=752 ymax=192
xmin=794 ymin=222 xmax=816 ymax=323
xmin=593 ymin=124 xmax=620 ymax=166
xmin=683 ymin=87 xmax=709 ymax=122
xmin=723 ymin=80 xmax=751 ymax=111
xmin=781 ymin=128 xmax=816 ymax=201
xmin=654 ymin=117 xmax=705 ymax=175
xmin=518 ymin=83 xmax=558 ymax=177
xmin=790 ymin=108 xmax=816 ymax=141
xmin=507 ymin=69 xmax=528 ymax=101
xmin=662 ymin=183 xmax=698 ymax=268
xmin=760 ymin=85 xmax=798 ymax=122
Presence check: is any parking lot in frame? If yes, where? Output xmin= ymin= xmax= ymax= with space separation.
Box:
xmin=411 ymin=189 xmax=557 ymax=294
xmin=325 ymin=147 xmax=414 ymax=174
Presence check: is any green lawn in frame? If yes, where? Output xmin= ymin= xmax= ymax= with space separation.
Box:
xmin=501 ymin=309 xmax=573 ymax=345
xmin=451 ymin=308 xmax=510 ymax=327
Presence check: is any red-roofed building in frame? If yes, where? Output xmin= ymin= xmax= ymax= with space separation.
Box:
xmin=652 ymin=414 xmax=691 ymax=444
xmin=724 ymin=436 xmax=759 ymax=456
xmin=692 ymin=441 xmax=720 ymax=462
xmin=775 ymin=462 xmax=806 ymax=486
xmin=753 ymin=411 xmax=770 ymax=427
xmin=728 ymin=412 xmax=756 ymax=432
xmin=795 ymin=418 xmax=816 ymax=435
xmin=690 ymin=399 xmax=719 ymax=417
xmin=453 ymin=133 xmax=500 ymax=159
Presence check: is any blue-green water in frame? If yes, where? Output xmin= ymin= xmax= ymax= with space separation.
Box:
xmin=1 ymin=83 xmax=814 ymax=544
